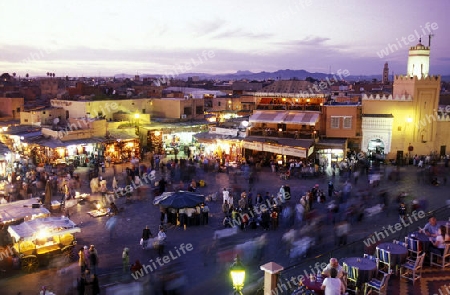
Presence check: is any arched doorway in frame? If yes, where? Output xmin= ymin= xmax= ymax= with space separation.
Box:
xmin=367 ymin=139 xmax=385 ymax=163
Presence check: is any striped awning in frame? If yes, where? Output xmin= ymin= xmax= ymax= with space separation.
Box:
xmin=284 ymin=112 xmax=320 ymax=126
xmin=249 ymin=110 xmax=287 ymax=124
xmin=249 ymin=110 xmax=320 ymax=126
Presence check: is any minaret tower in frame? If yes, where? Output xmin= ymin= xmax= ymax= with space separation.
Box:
xmin=406 ymin=38 xmax=430 ymax=79
xmin=382 ymin=62 xmax=389 ymax=84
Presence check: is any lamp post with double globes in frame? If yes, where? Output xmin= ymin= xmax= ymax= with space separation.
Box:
xmin=230 ymin=255 xmax=245 ymax=294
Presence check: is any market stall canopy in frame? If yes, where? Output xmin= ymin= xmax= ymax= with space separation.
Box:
xmin=108 ymin=129 xmax=138 ymax=141
xmin=0 ymin=199 xmax=50 ymax=225
xmin=23 ymin=135 xmax=107 ymax=148
xmin=8 ymin=217 xmax=81 ymax=242
xmin=153 ymin=191 xmax=205 ymax=209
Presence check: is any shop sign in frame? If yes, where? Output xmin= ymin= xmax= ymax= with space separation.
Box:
xmin=243 ymin=141 xmax=263 ymax=151
xmin=283 ymin=146 xmax=306 ymax=158
xmin=210 ymin=127 xmax=238 ymax=136
xmin=263 ymin=144 xmax=283 ymax=154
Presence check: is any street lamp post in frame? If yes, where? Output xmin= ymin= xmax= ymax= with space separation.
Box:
xmin=230 ymin=255 xmax=246 ymax=294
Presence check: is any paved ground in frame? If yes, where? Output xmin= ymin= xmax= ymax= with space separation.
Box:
xmin=0 ymin=158 xmax=449 ymax=295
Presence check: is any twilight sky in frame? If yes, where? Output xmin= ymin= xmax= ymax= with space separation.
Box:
xmin=0 ymin=0 xmax=449 ymax=77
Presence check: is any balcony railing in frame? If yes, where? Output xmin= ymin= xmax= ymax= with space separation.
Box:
xmin=255 ymin=104 xmax=322 ymax=112
xmin=248 ymin=128 xmax=317 ymax=139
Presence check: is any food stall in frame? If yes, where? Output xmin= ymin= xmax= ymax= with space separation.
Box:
xmin=0 ymin=199 xmax=51 ymax=226
xmin=7 ymin=216 xmax=80 ymax=272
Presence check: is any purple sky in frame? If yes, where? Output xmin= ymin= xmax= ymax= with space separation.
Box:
xmin=0 ymin=0 xmax=449 ymax=77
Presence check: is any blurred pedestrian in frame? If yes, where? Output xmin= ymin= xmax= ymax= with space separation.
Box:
xmin=78 ymin=247 xmax=87 ymax=274
xmin=82 ymin=245 xmax=90 ymax=272
xmin=89 ymin=245 xmax=99 ymax=275
xmin=142 ymin=225 xmax=153 ymax=250
xmin=157 ymin=226 xmax=167 ymax=256
xmin=122 ymin=247 xmax=130 ymax=273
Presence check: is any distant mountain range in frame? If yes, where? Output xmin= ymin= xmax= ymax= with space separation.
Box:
xmin=116 ymin=69 xmax=450 ymax=82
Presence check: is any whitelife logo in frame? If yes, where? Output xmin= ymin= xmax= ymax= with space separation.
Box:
xmin=376 ymin=22 xmax=438 ymax=58
xmin=131 ymin=243 xmax=193 ymax=280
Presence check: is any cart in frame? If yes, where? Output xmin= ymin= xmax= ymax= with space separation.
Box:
xmin=7 ymin=216 xmax=81 ymax=272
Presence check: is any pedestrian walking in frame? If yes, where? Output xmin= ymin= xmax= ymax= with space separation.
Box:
xmin=78 ymin=247 xmax=87 ymax=274
xmin=122 ymin=247 xmax=130 ymax=273
xmin=157 ymin=226 xmax=167 ymax=256
xmin=106 ymin=215 xmax=118 ymax=240
xmin=83 ymin=245 xmax=90 ymax=272
xmin=89 ymin=245 xmax=99 ymax=275
xmin=142 ymin=225 xmax=153 ymax=250
xmin=201 ymin=203 xmax=209 ymax=225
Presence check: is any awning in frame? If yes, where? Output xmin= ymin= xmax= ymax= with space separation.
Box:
xmin=23 ymin=135 xmax=65 ymax=148
xmin=108 ymin=129 xmax=138 ymax=141
xmin=242 ymin=141 xmax=263 ymax=151
xmin=315 ymin=138 xmax=347 ymax=149
xmin=0 ymin=199 xmax=51 ymax=224
xmin=284 ymin=112 xmax=320 ymax=126
xmin=60 ymin=137 xmax=106 ymax=146
xmin=243 ymin=136 xmax=314 ymax=158
xmin=7 ymin=216 xmax=81 ymax=242
xmin=249 ymin=110 xmax=287 ymax=123
xmin=193 ymin=132 xmax=241 ymax=142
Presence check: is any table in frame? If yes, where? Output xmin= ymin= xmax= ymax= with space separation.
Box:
xmin=301 ymin=276 xmax=324 ymax=295
xmin=341 ymin=257 xmax=377 ymax=286
xmin=409 ymin=231 xmax=431 ymax=252
xmin=377 ymin=242 xmax=408 ymax=265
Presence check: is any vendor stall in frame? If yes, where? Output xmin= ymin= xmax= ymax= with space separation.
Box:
xmin=7 ymin=216 xmax=80 ymax=272
xmin=0 ymin=198 xmax=50 ymax=225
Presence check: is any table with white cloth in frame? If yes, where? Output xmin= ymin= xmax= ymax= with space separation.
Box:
xmin=377 ymin=242 xmax=408 ymax=266
xmin=341 ymin=257 xmax=377 ymax=286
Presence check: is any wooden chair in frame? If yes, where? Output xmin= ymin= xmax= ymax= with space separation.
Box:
xmin=405 ymin=237 xmax=421 ymax=259
xmin=376 ymin=247 xmax=392 ymax=275
xmin=430 ymin=243 xmax=450 ymax=269
xmin=364 ymin=270 xmax=391 ymax=295
xmin=343 ymin=262 xmax=359 ymax=294
xmin=399 ymin=252 xmax=425 ymax=285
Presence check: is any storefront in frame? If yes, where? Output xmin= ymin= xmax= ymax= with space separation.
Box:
xmin=105 ymin=130 xmax=140 ymax=163
xmin=193 ymin=131 xmax=243 ymax=162
xmin=243 ymin=136 xmax=314 ymax=166
xmin=141 ymin=122 xmax=208 ymax=157
xmin=24 ymin=136 xmax=107 ymax=167
xmin=314 ymin=138 xmax=348 ymax=168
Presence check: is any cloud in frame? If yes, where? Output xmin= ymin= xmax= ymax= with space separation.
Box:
xmin=191 ymin=19 xmax=272 ymax=40
xmin=275 ymin=36 xmax=331 ymax=47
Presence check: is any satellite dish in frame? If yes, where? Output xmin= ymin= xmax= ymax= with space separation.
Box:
xmin=53 ymin=117 xmax=60 ymax=125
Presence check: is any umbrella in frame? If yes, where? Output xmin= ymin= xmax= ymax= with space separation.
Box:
xmin=154 ymin=191 xmax=205 ymax=209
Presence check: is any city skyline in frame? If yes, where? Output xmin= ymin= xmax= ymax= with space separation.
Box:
xmin=0 ymin=0 xmax=449 ymax=78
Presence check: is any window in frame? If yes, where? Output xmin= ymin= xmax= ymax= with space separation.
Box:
xmin=218 ymin=102 xmax=221 ymax=107
xmin=331 ymin=116 xmax=340 ymax=128
xmin=195 ymin=106 xmax=203 ymax=115
xmin=343 ymin=117 xmax=352 ymax=129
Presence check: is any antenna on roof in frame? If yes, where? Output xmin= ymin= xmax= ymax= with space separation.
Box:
xmin=428 ymin=33 xmax=434 ymax=47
